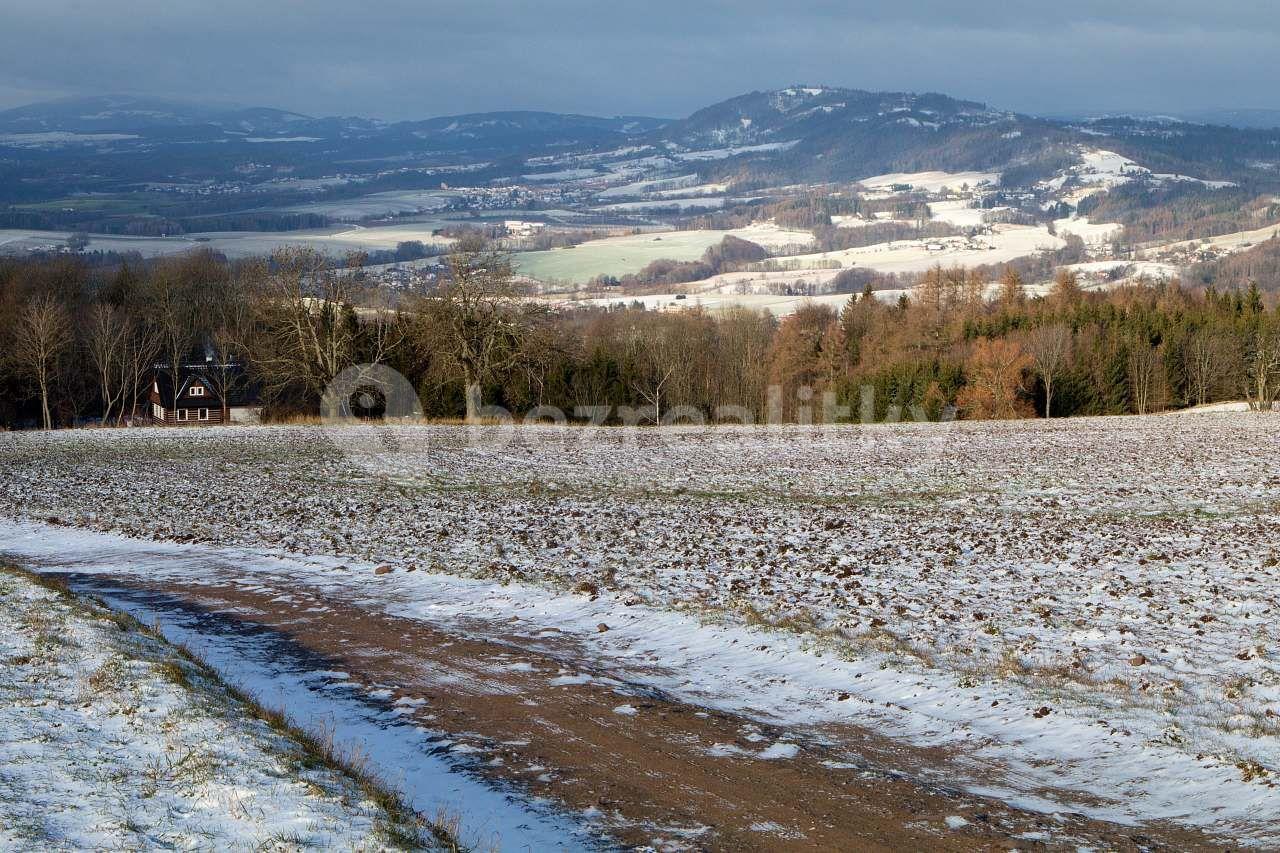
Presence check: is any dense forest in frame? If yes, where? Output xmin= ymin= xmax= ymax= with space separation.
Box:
xmin=1 ymin=244 xmax=1278 ymax=430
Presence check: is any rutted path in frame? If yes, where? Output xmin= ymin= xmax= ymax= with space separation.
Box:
xmin=0 ymin=523 xmax=1231 ymax=852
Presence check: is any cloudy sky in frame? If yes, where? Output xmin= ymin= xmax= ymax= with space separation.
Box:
xmin=1 ymin=1 xmax=1277 ymax=120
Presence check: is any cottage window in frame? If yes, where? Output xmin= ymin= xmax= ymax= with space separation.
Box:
xmin=198 ymin=408 xmax=210 ymax=421
xmin=189 ymin=385 xmax=206 ymax=397
xmin=176 ymin=409 xmax=189 ymax=422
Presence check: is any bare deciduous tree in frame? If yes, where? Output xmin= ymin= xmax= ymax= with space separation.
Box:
xmin=626 ymin=318 xmax=680 ymax=424
xmin=1245 ymin=324 xmax=1280 ymax=412
xmin=1184 ymin=328 xmax=1225 ymax=407
xmin=1023 ymin=323 xmax=1073 ymax=418
xmin=1127 ymin=339 xmax=1165 ymax=415
xmin=426 ymin=242 xmax=543 ymax=422
xmin=252 ymin=249 xmax=395 ymax=406
xmin=10 ymin=294 xmax=73 ymax=429
xmin=86 ymin=303 xmax=131 ymax=425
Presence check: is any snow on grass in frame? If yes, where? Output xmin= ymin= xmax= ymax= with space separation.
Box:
xmin=1047 ymin=148 xmax=1237 ymax=193
xmin=1158 ymin=222 xmax=1280 ymax=256
xmin=926 ymin=199 xmax=993 ymax=228
xmin=3 ymin=415 xmax=1280 ymax=841
xmin=858 ymin=171 xmax=1000 ymax=193
xmin=1052 ymin=215 xmax=1123 ymax=245
xmin=673 ymin=141 xmax=799 ymax=161
xmin=571 ymin=289 xmax=852 ymax=318
xmin=0 ymin=567 xmax=448 ymax=850
xmin=741 ymin=223 xmax=1063 ymax=277
xmin=595 ymin=173 xmax=701 ymax=199
xmin=1062 ymin=259 xmax=1184 ymax=290
xmin=0 ymin=220 xmax=459 ymax=261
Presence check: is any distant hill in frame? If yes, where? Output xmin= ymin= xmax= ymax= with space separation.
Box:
xmin=0 ymin=95 xmax=319 ymax=136
xmin=1 ymin=88 xmax=1277 ymax=236
xmin=647 ymin=86 xmax=1079 ymax=183
xmin=1181 ymin=108 xmax=1280 ymax=130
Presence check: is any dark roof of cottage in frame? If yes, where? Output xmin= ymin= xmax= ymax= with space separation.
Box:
xmin=153 ymin=362 xmax=259 ymax=408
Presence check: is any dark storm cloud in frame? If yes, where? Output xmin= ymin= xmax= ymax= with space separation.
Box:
xmin=1 ymin=1 xmax=1277 ymax=118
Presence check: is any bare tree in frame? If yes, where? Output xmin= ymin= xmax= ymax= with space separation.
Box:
xmin=119 ymin=319 xmax=162 ymax=425
xmin=626 ymin=318 xmax=680 ymax=424
xmin=426 ymin=242 xmax=542 ymax=422
xmin=10 ymin=294 xmax=73 ymax=429
xmin=1127 ymin=339 xmax=1165 ymax=415
xmin=203 ymin=262 xmax=264 ymax=421
xmin=1184 ymin=328 xmax=1225 ymax=407
xmin=252 ymin=248 xmax=379 ymax=404
xmin=1023 ymin=323 xmax=1073 ymax=418
xmin=86 ymin=303 xmax=131 ymax=424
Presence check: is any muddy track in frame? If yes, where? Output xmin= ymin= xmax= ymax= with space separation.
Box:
xmin=30 ymin=566 xmax=1233 ymax=853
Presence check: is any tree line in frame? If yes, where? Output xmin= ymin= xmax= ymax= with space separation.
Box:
xmin=1 ymin=242 xmax=1278 ymax=430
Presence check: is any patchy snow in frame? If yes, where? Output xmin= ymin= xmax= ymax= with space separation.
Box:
xmin=0 ymin=568 xmax=445 ymax=850
xmin=1158 ymin=223 xmax=1280 ymax=256
xmin=521 ymin=168 xmax=600 ymax=182
xmin=243 ymin=136 xmax=323 ymax=143
xmin=3 ymin=417 xmax=1280 ymax=843
xmin=756 ymin=742 xmax=800 ymax=760
xmin=1052 ymin=216 xmax=1124 ymax=245
xmin=674 ymin=141 xmax=800 ymax=161
xmin=1065 ymin=259 xmax=1183 ymax=288
xmin=928 ymin=200 xmax=995 ymax=228
xmin=596 ymin=174 xmax=701 ymax=199
xmin=859 ymin=171 xmax=1000 ymax=193
xmin=767 ymin=223 xmax=1064 ymax=276
xmin=1049 ymin=148 xmax=1237 ymax=192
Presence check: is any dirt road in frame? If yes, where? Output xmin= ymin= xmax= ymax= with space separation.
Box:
xmin=16 ymin=558 xmax=1230 ymax=852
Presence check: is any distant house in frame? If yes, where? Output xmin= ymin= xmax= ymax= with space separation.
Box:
xmin=504 ymin=220 xmax=546 ymax=237
xmin=148 ymin=358 xmax=261 ymax=426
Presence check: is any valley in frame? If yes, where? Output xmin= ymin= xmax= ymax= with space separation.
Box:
xmin=4 ymin=87 xmax=1279 ymax=315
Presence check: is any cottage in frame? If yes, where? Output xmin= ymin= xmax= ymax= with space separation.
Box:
xmin=148 ymin=360 xmax=261 ymax=426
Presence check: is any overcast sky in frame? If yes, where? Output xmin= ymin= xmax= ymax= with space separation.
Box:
xmin=2 ymin=1 xmax=1277 ymax=120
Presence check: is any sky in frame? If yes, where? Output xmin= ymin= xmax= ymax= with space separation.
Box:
xmin=1 ymin=1 xmax=1278 ymax=121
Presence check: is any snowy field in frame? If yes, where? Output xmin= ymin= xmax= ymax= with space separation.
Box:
xmin=858 ymin=170 xmax=1000 ymax=194
xmin=0 ymin=567 xmax=451 ymax=850
xmin=771 ymin=223 xmax=1064 ymax=275
xmin=2 ymin=415 xmax=1280 ymax=842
